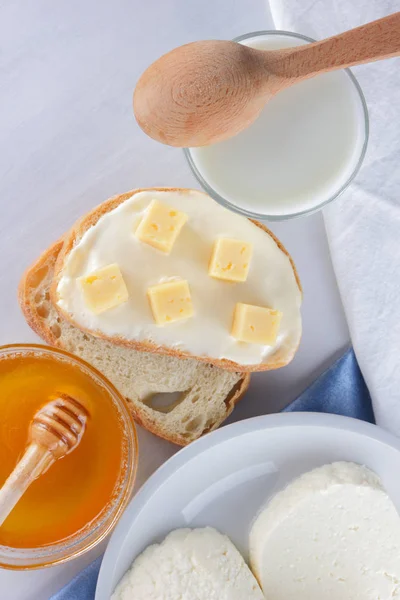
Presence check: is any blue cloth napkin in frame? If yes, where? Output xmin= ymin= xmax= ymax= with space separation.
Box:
xmin=282 ymin=348 xmax=374 ymax=422
xmin=51 ymin=347 xmax=374 ymax=600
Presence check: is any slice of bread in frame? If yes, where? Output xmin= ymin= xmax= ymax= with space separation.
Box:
xmin=52 ymin=188 xmax=302 ymax=373
xmin=19 ymin=240 xmax=250 ymax=446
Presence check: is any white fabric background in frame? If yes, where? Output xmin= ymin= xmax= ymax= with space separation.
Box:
xmin=270 ymin=0 xmax=400 ymax=433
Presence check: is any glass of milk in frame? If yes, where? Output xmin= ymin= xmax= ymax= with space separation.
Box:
xmin=185 ymin=31 xmax=369 ymax=220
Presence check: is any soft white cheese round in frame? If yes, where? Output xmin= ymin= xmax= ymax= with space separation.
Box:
xmin=111 ymin=527 xmax=263 ymax=600
xmin=56 ymin=189 xmax=302 ymax=366
xmin=249 ymin=462 xmax=400 ymax=599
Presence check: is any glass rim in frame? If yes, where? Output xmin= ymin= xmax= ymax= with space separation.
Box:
xmin=184 ymin=29 xmax=369 ymax=221
xmin=0 ymin=343 xmax=138 ymax=570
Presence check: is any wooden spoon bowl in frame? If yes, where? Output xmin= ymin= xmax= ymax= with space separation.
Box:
xmin=134 ymin=40 xmax=272 ymax=147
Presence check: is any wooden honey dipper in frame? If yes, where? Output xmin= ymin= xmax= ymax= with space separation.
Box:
xmin=0 ymin=394 xmax=89 ymax=527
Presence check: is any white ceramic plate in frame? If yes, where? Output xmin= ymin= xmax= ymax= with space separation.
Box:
xmin=95 ymin=413 xmax=400 ymax=599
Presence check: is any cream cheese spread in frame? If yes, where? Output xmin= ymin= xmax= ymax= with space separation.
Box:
xmin=56 ymin=189 xmax=302 ymax=365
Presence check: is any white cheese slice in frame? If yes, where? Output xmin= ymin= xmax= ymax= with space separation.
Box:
xmin=249 ymin=462 xmax=400 ymax=599
xmin=112 ymin=527 xmax=263 ymax=600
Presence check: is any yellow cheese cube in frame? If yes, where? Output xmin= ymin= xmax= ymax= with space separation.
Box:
xmin=209 ymin=238 xmax=253 ymax=282
xmin=147 ymin=280 xmax=194 ymax=325
xmin=79 ymin=263 xmax=129 ymax=314
xmin=231 ymin=303 xmax=282 ymax=345
xmin=136 ymin=200 xmax=188 ymax=254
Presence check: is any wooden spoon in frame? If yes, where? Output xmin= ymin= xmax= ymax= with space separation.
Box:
xmin=0 ymin=394 xmax=88 ymax=526
xmin=134 ymin=12 xmax=400 ymax=147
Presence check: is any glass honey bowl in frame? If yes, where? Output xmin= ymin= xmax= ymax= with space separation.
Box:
xmin=0 ymin=344 xmax=138 ymax=569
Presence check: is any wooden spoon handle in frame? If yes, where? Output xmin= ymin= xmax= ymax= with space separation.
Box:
xmin=0 ymin=444 xmax=54 ymax=526
xmin=270 ymin=12 xmax=400 ymax=82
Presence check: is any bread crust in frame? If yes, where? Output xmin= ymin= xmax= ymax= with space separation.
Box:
xmin=19 ymin=239 xmax=66 ymax=347
xmin=51 ymin=188 xmax=302 ymax=373
xmin=18 ymin=239 xmax=250 ymax=446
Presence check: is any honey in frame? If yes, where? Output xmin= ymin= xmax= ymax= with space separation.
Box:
xmin=0 ymin=348 xmax=130 ymax=549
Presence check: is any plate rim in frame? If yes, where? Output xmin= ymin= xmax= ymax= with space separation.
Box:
xmin=96 ymin=412 xmax=400 ymax=598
